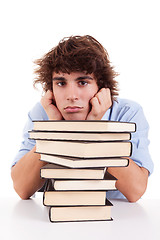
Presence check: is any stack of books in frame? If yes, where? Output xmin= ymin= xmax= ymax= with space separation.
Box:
xmin=29 ymin=120 xmax=136 ymax=222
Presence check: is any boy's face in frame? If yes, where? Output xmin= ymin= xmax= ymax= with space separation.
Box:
xmin=52 ymin=72 xmax=99 ymax=120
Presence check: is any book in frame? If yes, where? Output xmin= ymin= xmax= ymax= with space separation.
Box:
xmin=52 ymin=171 xmax=117 ymax=191
xmin=49 ymin=199 xmax=113 ymax=222
xmin=29 ymin=130 xmax=131 ymax=141
xmin=33 ymin=120 xmax=134 ymax=222
xmin=36 ymin=140 xmax=132 ymax=158
xmin=33 ymin=120 xmax=136 ymax=132
xmin=40 ymin=163 xmax=106 ymax=179
xmin=40 ymin=153 xmax=129 ymax=168
xmin=43 ymin=180 xmax=107 ymax=206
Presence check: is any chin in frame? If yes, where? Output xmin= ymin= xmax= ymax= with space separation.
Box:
xmin=63 ymin=113 xmax=87 ymax=121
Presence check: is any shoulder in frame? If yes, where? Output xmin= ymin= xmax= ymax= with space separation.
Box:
xmin=114 ymin=98 xmax=142 ymax=112
xmin=22 ymin=102 xmax=48 ymax=132
xmin=109 ymin=98 xmax=149 ymax=131
xmin=28 ymin=102 xmax=48 ymax=121
xmin=111 ymin=98 xmax=144 ymax=122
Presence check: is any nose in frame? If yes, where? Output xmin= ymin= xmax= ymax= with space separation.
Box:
xmin=66 ymin=83 xmax=79 ymax=101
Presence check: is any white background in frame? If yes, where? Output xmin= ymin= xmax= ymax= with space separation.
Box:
xmin=0 ymin=0 xmax=159 ymax=199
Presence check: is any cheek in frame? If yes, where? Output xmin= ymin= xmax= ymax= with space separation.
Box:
xmin=54 ymin=96 xmax=62 ymax=109
xmin=82 ymin=93 xmax=96 ymax=113
xmin=85 ymin=88 xmax=98 ymax=103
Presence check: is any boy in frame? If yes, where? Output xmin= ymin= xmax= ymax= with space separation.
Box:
xmin=11 ymin=35 xmax=153 ymax=202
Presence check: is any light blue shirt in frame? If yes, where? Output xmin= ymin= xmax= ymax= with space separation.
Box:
xmin=12 ymin=98 xmax=154 ymax=199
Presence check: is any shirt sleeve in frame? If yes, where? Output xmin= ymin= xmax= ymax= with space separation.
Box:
xmin=129 ymin=106 xmax=154 ymax=175
xmin=11 ymin=102 xmax=48 ymax=167
xmin=106 ymin=99 xmax=154 ymax=200
xmin=110 ymin=99 xmax=154 ymax=175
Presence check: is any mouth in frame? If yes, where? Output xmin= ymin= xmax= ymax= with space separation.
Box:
xmin=64 ymin=106 xmax=83 ymax=113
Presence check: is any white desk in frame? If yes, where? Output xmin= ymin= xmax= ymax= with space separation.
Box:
xmin=1 ymin=197 xmax=160 ymax=240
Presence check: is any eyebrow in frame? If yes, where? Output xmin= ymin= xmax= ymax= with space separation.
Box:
xmin=52 ymin=77 xmax=66 ymax=81
xmin=52 ymin=76 xmax=93 ymax=81
xmin=77 ymin=76 xmax=93 ymax=80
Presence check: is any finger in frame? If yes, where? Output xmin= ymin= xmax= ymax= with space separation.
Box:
xmin=41 ymin=90 xmax=53 ymax=107
xmin=90 ymin=97 xmax=101 ymax=116
xmin=105 ymin=88 xmax=112 ymax=108
xmin=95 ymin=90 xmax=104 ymax=105
xmin=97 ymin=88 xmax=112 ymax=109
xmin=46 ymin=90 xmax=54 ymax=100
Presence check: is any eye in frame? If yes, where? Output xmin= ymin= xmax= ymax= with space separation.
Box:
xmin=57 ymin=81 xmax=66 ymax=86
xmin=78 ymin=80 xmax=88 ymax=86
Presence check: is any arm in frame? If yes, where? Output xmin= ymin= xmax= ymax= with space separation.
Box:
xmin=107 ymin=159 xmax=149 ymax=202
xmin=86 ymin=88 xmax=149 ymax=202
xmin=11 ymin=146 xmax=46 ymax=199
xmin=11 ymin=91 xmax=63 ymax=199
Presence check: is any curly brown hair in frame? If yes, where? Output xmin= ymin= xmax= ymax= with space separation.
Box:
xmin=33 ymin=35 xmax=119 ymax=100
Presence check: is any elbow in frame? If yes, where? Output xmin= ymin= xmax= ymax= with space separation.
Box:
xmin=13 ymin=184 xmax=31 ymax=200
xmin=127 ymin=195 xmax=141 ymax=203
xmin=125 ymin=169 xmax=149 ymax=203
xmin=127 ymin=183 xmax=148 ymax=203
xmin=11 ymin=167 xmax=31 ymax=200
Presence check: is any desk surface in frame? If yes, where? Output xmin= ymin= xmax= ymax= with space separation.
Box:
xmin=1 ymin=196 xmax=160 ymax=240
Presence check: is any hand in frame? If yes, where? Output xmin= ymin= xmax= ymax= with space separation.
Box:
xmin=41 ymin=90 xmax=63 ymax=120
xmin=86 ymin=88 xmax=112 ymax=120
